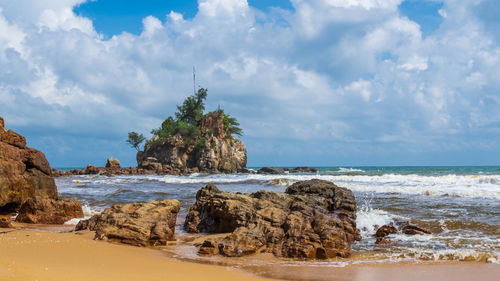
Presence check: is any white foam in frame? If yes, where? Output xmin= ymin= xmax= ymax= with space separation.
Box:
xmin=356 ymin=207 xmax=397 ymax=237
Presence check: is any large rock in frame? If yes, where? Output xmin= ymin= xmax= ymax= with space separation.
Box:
xmin=76 ymin=199 xmax=180 ymax=247
xmin=0 ymin=117 xmax=58 ymax=213
xmin=16 ymin=196 xmax=84 ymax=224
xmin=137 ymin=111 xmax=247 ymax=173
xmin=184 ymin=179 xmax=361 ymax=259
xmin=105 ymin=157 xmax=121 ymax=169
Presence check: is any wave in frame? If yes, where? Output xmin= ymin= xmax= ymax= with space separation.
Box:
xmin=59 ymin=173 xmax=500 ymax=199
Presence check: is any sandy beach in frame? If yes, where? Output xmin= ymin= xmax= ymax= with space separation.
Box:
xmin=1 ymin=227 xmax=498 ymax=281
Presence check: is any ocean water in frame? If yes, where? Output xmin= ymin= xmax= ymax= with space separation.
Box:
xmin=56 ymin=166 xmax=500 ymax=265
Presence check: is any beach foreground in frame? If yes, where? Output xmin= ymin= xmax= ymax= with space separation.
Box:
xmin=1 ymin=228 xmax=498 ymax=281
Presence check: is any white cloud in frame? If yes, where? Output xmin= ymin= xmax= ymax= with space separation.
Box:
xmin=0 ymin=0 xmax=499 ymax=165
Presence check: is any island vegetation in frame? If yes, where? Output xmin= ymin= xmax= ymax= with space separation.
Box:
xmin=127 ymin=88 xmax=242 ymax=152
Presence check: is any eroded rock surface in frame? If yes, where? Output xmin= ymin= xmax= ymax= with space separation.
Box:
xmin=16 ymin=196 xmax=84 ymax=224
xmin=184 ymin=179 xmax=361 ymax=259
xmin=76 ymin=199 xmax=180 ymax=247
xmin=0 ymin=117 xmax=58 ymax=212
xmin=137 ymin=111 xmax=247 ymax=174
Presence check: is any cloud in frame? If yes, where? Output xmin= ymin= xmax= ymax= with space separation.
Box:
xmin=0 ymin=0 xmax=499 ymax=166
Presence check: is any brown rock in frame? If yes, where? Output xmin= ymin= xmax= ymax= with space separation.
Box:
xmin=257 ymin=167 xmax=282 ymax=174
xmin=0 ymin=217 xmax=12 ymax=228
xmin=76 ymin=199 xmax=180 ymax=247
xmin=0 ymin=118 xmax=58 ymax=212
xmin=138 ymin=111 xmax=247 ymax=174
xmin=184 ymin=179 xmax=361 ymax=259
xmin=401 ymin=222 xmax=431 ymax=235
xmin=0 ymin=117 xmax=4 ymax=129
xmin=16 ymin=196 xmax=84 ymax=224
xmin=375 ymin=237 xmax=393 ymax=245
xmin=105 ymin=158 xmax=121 ymax=169
xmin=375 ymin=225 xmax=398 ymax=237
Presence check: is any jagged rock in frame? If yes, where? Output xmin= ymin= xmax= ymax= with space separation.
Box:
xmin=375 ymin=225 xmax=398 ymax=237
xmin=401 ymin=222 xmax=431 ymax=235
xmin=76 ymin=199 xmax=180 ymax=247
xmin=0 ymin=217 xmax=12 ymax=228
xmin=257 ymin=167 xmax=282 ymax=174
xmin=15 ymin=196 xmax=84 ymax=224
xmin=105 ymin=158 xmax=121 ymax=169
xmin=137 ymin=111 xmax=246 ymax=173
xmin=184 ymin=179 xmax=361 ymax=259
xmin=0 ymin=117 xmax=58 ymax=213
xmin=375 ymin=237 xmax=393 ymax=245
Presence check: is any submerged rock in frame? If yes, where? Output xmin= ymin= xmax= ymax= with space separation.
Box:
xmin=401 ymin=222 xmax=431 ymax=235
xmin=257 ymin=167 xmax=282 ymax=174
xmin=0 ymin=117 xmax=58 ymax=213
xmin=375 ymin=225 xmax=398 ymax=238
xmin=15 ymin=196 xmax=84 ymax=224
xmin=76 ymin=199 xmax=180 ymax=247
xmin=185 ymin=179 xmax=361 ymax=259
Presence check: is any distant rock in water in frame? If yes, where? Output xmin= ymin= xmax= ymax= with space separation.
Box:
xmin=137 ymin=111 xmax=247 ymax=173
xmin=257 ymin=167 xmax=282 ymax=174
xmin=76 ymin=199 xmax=180 ymax=247
xmin=105 ymin=157 xmax=120 ymax=169
xmin=184 ymin=179 xmax=361 ymax=259
xmin=0 ymin=116 xmax=58 ymax=213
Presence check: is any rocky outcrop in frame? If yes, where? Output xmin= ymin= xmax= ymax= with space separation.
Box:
xmin=16 ymin=196 xmax=84 ymax=224
xmin=184 ymin=179 xmax=361 ymax=259
xmin=137 ymin=111 xmax=246 ymax=173
xmin=373 ymin=223 xmax=431 ymax=245
xmin=76 ymin=199 xmax=180 ymax=247
xmin=257 ymin=167 xmax=282 ymax=174
xmin=284 ymin=167 xmax=318 ymax=173
xmin=0 ymin=117 xmax=58 ymax=213
xmin=105 ymin=158 xmax=120 ymax=169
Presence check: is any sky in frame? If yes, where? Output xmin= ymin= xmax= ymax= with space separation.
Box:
xmin=0 ymin=0 xmax=499 ymax=168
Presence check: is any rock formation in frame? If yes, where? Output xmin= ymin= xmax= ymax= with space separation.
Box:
xmin=137 ymin=111 xmax=246 ymax=174
xmin=105 ymin=158 xmax=120 ymax=169
xmin=0 ymin=117 xmax=58 ymax=213
xmin=76 ymin=199 xmax=180 ymax=247
xmin=184 ymin=179 xmax=361 ymax=259
xmin=16 ymin=196 xmax=84 ymax=224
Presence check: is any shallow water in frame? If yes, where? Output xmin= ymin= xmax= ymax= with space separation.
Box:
xmin=56 ymin=166 xmax=500 ymax=266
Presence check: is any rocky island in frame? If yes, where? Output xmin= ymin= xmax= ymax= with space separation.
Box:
xmin=130 ymin=88 xmax=247 ymax=174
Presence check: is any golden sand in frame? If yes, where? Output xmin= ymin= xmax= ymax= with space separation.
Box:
xmin=0 ymin=227 xmax=498 ymax=281
xmin=0 ymin=228 xmax=268 ymax=281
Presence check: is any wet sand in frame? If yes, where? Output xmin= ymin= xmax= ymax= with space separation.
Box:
xmin=0 ymin=228 xmax=268 ymax=281
xmin=0 ymin=227 xmax=498 ymax=281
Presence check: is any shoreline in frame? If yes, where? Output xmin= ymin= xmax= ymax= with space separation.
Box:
xmin=1 ymin=227 xmax=498 ymax=281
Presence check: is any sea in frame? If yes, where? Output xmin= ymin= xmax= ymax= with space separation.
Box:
xmin=55 ymin=166 xmax=500 ymax=270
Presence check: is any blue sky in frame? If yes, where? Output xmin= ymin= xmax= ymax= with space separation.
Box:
xmin=1 ymin=0 xmax=500 ymax=168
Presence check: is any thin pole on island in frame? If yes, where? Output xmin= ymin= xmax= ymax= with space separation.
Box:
xmin=193 ymin=66 xmax=196 ymax=95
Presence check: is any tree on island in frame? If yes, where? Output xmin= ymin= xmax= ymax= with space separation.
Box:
xmin=126 ymin=132 xmax=145 ymax=151
xmin=128 ymin=88 xmax=242 ymax=152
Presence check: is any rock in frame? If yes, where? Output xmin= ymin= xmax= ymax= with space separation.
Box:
xmin=0 ymin=117 xmax=4 ymax=128
xmin=15 ymin=196 xmax=84 ymax=224
xmin=105 ymin=158 xmax=121 ymax=169
xmin=375 ymin=237 xmax=393 ymax=245
xmin=0 ymin=217 xmax=12 ymax=228
xmin=401 ymin=222 xmax=431 ymax=235
xmin=76 ymin=199 xmax=180 ymax=247
xmin=283 ymin=167 xmax=318 ymax=173
xmin=375 ymin=225 xmax=398 ymax=237
xmin=257 ymin=167 xmax=282 ymax=174
xmin=0 ymin=117 xmax=58 ymax=213
xmin=184 ymin=179 xmax=361 ymax=259
xmin=137 ymin=111 xmax=247 ymax=173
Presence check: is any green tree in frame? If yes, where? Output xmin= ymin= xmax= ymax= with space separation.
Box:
xmin=222 ymin=111 xmax=243 ymax=136
xmin=126 ymin=132 xmax=145 ymax=151
xmin=175 ymin=88 xmax=207 ymax=124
